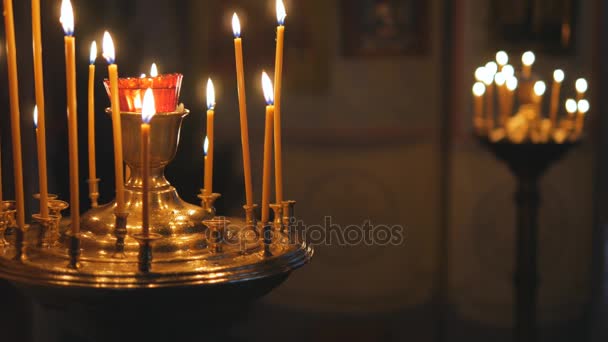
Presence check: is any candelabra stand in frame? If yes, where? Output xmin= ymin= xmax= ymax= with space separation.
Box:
xmin=477 ymin=136 xmax=579 ymax=342
xmin=0 ymin=107 xmax=313 ymax=341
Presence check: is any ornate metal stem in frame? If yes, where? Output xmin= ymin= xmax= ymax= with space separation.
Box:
xmin=113 ymin=211 xmax=129 ymax=258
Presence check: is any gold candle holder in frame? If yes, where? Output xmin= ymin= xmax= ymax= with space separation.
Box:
xmin=0 ymin=201 xmax=17 ymax=247
xmin=242 ymin=203 xmax=258 ymax=228
xmin=131 ymin=233 xmax=163 ymax=273
xmin=199 ymin=190 xmax=221 ymax=218
xmin=32 ymin=213 xmax=59 ymax=248
xmin=86 ymin=178 xmax=101 ymax=208
xmin=203 ymin=217 xmax=229 ymax=254
xmin=269 ymin=203 xmax=283 ymax=232
xmin=66 ymin=234 xmax=82 ymax=270
xmin=113 ymin=211 xmax=129 ymax=259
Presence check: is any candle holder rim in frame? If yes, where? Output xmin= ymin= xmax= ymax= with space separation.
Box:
xmin=131 ymin=232 xmax=164 ymax=242
xmin=32 ymin=193 xmax=59 ymax=200
xmin=104 ymin=107 xmax=190 ymax=117
xmin=103 ymin=72 xmax=183 ymax=84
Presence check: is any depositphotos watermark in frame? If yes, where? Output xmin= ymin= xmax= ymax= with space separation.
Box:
xmin=212 ymin=216 xmax=405 ymax=247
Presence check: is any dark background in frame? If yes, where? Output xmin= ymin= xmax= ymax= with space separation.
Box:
xmin=0 ymin=0 xmax=606 ymax=341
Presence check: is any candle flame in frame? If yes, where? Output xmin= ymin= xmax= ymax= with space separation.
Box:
xmin=141 ymin=88 xmax=156 ymax=124
xmin=575 ymin=78 xmax=588 ymax=93
xmin=474 ymin=66 xmax=486 ymax=82
xmin=60 ymin=0 xmax=74 ymax=36
xmin=276 ymin=0 xmax=287 ymax=25
xmin=565 ymin=99 xmax=577 ymax=114
xmin=102 ymin=31 xmax=115 ymax=64
xmin=496 ymin=51 xmax=508 ymax=66
xmin=204 ymin=136 xmax=209 ymax=156
xmin=534 ymin=81 xmax=546 ymax=96
xmin=90 ymin=41 xmax=97 ymax=64
xmin=140 ymin=73 xmax=147 ymax=78
xmin=578 ymin=99 xmax=590 ymax=114
xmin=494 ymin=72 xmax=506 ymax=86
xmin=472 ymin=82 xmax=485 ymax=97
xmin=502 ymin=65 xmax=514 ymax=78
xmin=506 ymin=76 xmax=518 ymax=91
xmin=553 ymin=69 xmax=565 ymax=83
xmin=485 ymin=62 xmax=498 ymax=76
xmin=522 ymin=51 xmax=535 ymax=66
xmin=262 ymin=72 xmax=274 ymax=105
xmin=33 ymin=106 xmax=38 ymax=128
xmin=150 ymin=63 xmax=158 ymax=77
xmin=232 ymin=13 xmax=241 ymax=38
xmin=206 ymin=78 xmax=216 ymax=110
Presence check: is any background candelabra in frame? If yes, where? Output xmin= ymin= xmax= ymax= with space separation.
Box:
xmin=472 ymin=51 xmax=589 ymax=342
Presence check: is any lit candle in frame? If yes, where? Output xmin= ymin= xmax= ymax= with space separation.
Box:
xmin=482 ymin=63 xmax=496 ymax=132
xmin=150 ymin=63 xmax=158 ymax=77
xmin=88 ymin=41 xmax=98 ymax=207
xmin=3 ymin=0 xmax=26 ymax=229
xmin=575 ymin=99 xmax=589 ymax=136
xmin=273 ymin=0 xmax=287 ymax=204
xmin=506 ymin=76 xmax=518 ymax=118
xmin=203 ymin=136 xmax=209 ymax=190
xmin=204 ymin=79 xmax=215 ymax=196
xmin=32 ymin=0 xmax=49 ymax=218
xmin=141 ymin=88 xmax=156 ymax=237
xmin=575 ymin=78 xmax=588 ymax=101
xmin=494 ymin=72 xmax=507 ymax=126
xmin=261 ymin=72 xmax=275 ymax=224
xmin=533 ymin=81 xmax=546 ymax=115
xmin=472 ymin=82 xmax=485 ymax=128
xmin=33 ymin=106 xmax=49 ymax=218
xmin=232 ymin=13 xmax=254 ymax=208
xmin=496 ymin=51 xmax=508 ymax=70
xmin=103 ymin=31 xmax=126 ymax=213
xmin=522 ymin=51 xmax=535 ymax=79
xmin=565 ymin=99 xmax=577 ymax=124
xmin=61 ymin=0 xmax=80 ymax=235
xmin=502 ymin=65 xmax=515 ymax=79
xmin=550 ymin=69 xmax=564 ymax=126
xmin=474 ymin=66 xmax=486 ymax=82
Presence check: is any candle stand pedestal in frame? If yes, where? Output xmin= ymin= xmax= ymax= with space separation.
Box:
xmin=477 ymin=136 xmax=579 ymax=342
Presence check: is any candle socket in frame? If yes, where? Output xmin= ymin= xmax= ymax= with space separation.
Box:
xmin=132 ymin=233 xmax=163 ymax=273
xmin=66 ymin=234 xmax=82 ymax=270
xmin=0 ymin=201 xmax=17 ymax=247
xmin=86 ymin=178 xmax=101 ymax=208
xmin=269 ymin=204 xmax=284 ymax=233
xmin=198 ymin=190 xmax=221 ymax=218
xmin=32 ymin=214 xmax=60 ymax=248
xmin=203 ymin=217 xmax=230 ymax=254
xmin=113 ymin=211 xmax=129 ymax=259
xmin=48 ymin=199 xmax=69 ymax=228
xmin=262 ymin=223 xmax=273 ymax=257
xmin=282 ymin=200 xmax=297 ymax=244
xmin=243 ymin=204 xmax=258 ymax=229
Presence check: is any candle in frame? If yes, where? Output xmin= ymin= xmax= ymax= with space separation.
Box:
xmin=575 ymin=99 xmax=589 ymax=136
xmin=533 ymin=81 xmax=546 ymax=117
xmin=141 ymin=88 xmax=156 ymax=237
xmin=565 ymin=99 xmax=577 ymax=122
xmin=522 ymin=51 xmax=535 ymax=79
xmin=203 ymin=136 xmax=209 ymax=190
xmin=550 ymin=69 xmax=564 ymax=126
xmin=502 ymin=65 xmax=515 ymax=78
xmin=474 ymin=66 xmax=486 ymax=82
xmin=150 ymin=63 xmax=158 ymax=77
xmin=232 ymin=13 xmax=254 ymax=208
xmin=261 ymin=72 xmax=275 ymax=224
xmin=33 ymin=106 xmax=50 ymax=217
xmin=61 ymin=0 xmax=80 ymax=235
xmin=273 ymin=0 xmax=287 ymax=204
xmin=472 ymin=82 xmax=485 ymax=128
xmin=3 ymin=0 xmax=26 ymax=229
xmin=575 ymin=78 xmax=588 ymax=100
xmin=88 ymin=41 xmax=98 ymax=206
xmin=204 ymin=79 xmax=215 ymax=196
xmin=482 ymin=64 xmax=496 ymax=132
xmin=103 ymin=31 xmax=126 ymax=213
xmin=32 ymin=0 xmax=49 ymax=218
xmin=506 ymin=76 xmax=518 ymax=118
xmin=494 ymin=72 xmax=507 ymax=126
xmin=496 ymin=50 xmax=508 ymax=70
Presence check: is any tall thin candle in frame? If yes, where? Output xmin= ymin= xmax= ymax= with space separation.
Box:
xmin=141 ymin=88 xmax=156 ymax=237
xmin=32 ymin=0 xmax=49 ymax=218
xmin=103 ymin=32 xmax=126 ymax=213
xmin=550 ymin=69 xmax=564 ymax=126
xmin=3 ymin=0 xmax=26 ymax=230
xmin=232 ymin=13 xmax=254 ymax=208
xmin=261 ymin=72 xmax=275 ymax=224
xmin=61 ymin=0 xmax=80 ymax=235
xmin=273 ymin=0 xmax=287 ymax=204
xmin=88 ymin=41 xmax=98 ymax=207
xmin=204 ymin=79 xmax=215 ymax=196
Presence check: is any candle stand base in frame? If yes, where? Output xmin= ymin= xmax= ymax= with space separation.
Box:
xmin=477 ymin=135 xmax=579 ymax=342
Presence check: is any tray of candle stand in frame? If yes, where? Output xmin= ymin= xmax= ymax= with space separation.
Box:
xmin=0 ymin=216 xmax=312 ymax=307
xmin=475 ymin=135 xmax=580 ymax=178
